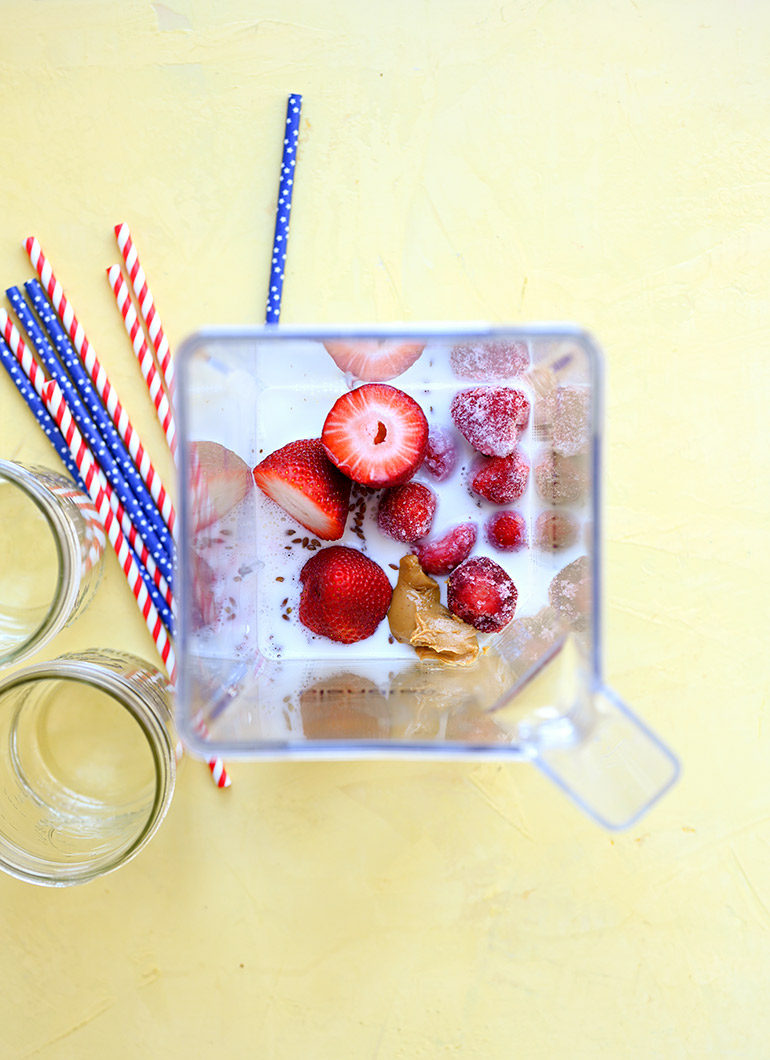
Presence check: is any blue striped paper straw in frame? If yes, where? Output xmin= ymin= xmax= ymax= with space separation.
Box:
xmin=0 ymin=334 xmax=175 ymax=636
xmin=7 ymin=287 xmax=175 ymax=585
xmin=26 ymin=279 xmax=175 ymax=562
xmin=265 ymin=93 xmax=302 ymax=324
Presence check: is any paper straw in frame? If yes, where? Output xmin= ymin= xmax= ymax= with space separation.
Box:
xmin=7 ymin=289 xmax=175 ymax=586
xmin=41 ymin=377 xmax=177 ymax=675
xmin=114 ymin=224 xmax=175 ymax=402
xmin=0 ymin=309 xmax=175 ymax=628
xmin=24 ymin=279 xmax=176 ymax=564
xmin=0 ymin=338 xmax=104 ymax=572
xmin=24 ymin=238 xmax=177 ymax=539
xmin=265 ymin=93 xmax=302 ymax=324
xmin=106 ymin=266 xmax=177 ymax=460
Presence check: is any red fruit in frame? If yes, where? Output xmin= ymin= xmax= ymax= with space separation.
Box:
xmin=191 ymin=441 xmax=254 ymax=532
xmin=253 ymin=438 xmax=351 ymax=540
xmin=414 ymin=522 xmax=478 ymax=575
xmin=534 ymin=509 xmax=579 ymax=552
xmin=299 ymin=546 xmax=393 ymax=643
xmin=470 ymin=451 xmax=530 ymax=504
xmin=377 ymin=482 xmax=436 ymax=543
xmin=450 ymin=340 xmax=529 ymax=382
xmin=486 ymin=511 xmax=527 ymax=552
xmin=322 ymin=383 xmax=429 ymax=488
xmin=447 ymin=556 xmax=518 ymax=633
xmin=450 ymin=386 xmax=530 ymax=457
xmin=323 ymin=340 xmax=425 ymax=382
xmin=422 ymin=426 xmax=460 ymax=481
xmin=534 ymin=450 xmax=588 ymax=505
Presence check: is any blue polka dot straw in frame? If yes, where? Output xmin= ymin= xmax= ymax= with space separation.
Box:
xmin=266 ymin=93 xmax=302 ymax=324
xmin=0 ymin=334 xmax=175 ymax=636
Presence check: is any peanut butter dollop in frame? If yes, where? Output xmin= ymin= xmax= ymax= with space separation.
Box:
xmin=387 ymin=554 xmax=479 ymax=666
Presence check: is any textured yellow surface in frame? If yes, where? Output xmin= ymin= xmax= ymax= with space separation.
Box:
xmin=0 ymin=2 xmax=769 ymax=1056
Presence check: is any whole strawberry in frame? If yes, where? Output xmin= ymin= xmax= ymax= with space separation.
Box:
xmin=447 ymin=556 xmax=518 ymax=633
xmin=470 ymin=451 xmax=530 ymax=504
xmin=377 ymin=482 xmax=436 ymax=543
xmin=450 ymin=386 xmax=530 ymax=457
xmin=299 ymin=546 xmax=393 ymax=643
xmin=485 ymin=511 xmax=527 ymax=552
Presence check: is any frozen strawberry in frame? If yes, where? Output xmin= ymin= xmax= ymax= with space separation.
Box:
xmin=470 ymin=450 xmax=529 ymax=504
xmin=450 ymin=340 xmax=529 ymax=382
xmin=450 ymin=386 xmax=530 ymax=457
xmin=485 ymin=510 xmax=527 ymax=552
xmin=322 ymin=383 xmax=429 ymax=488
xmin=323 ymin=340 xmax=425 ymax=382
xmin=422 ymin=426 xmax=460 ymax=481
xmin=414 ymin=522 xmax=477 ymax=575
xmin=548 ymin=555 xmax=591 ymax=632
xmin=534 ymin=450 xmax=588 ymax=505
xmin=377 ymin=482 xmax=436 ymax=543
xmin=447 ymin=556 xmax=518 ymax=633
xmin=534 ymin=509 xmax=579 ymax=551
xmin=191 ymin=441 xmax=254 ymax=532
xmin=253 ymin=438 xmax=351 ymax=540
xmin=299 ymin=546 xmax=393 ymax=643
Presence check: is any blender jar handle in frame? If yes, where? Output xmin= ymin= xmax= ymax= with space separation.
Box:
xmin=533 ymin=683 xmax=680 ymax=830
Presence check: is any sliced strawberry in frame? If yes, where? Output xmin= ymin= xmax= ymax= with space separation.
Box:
xmin=322 ymin=340 xmax=425 ymax=382
xmin=450 ymin=386 xmax=530 ymax=457
xmin=299 ymin=546 xmax=393 ymax=643
xmin=470 ymin=451 xmax=530 ymax=504
xmin=450 ymin=340 xmax=529 ymax=382
xmin=447 ymin=556 xmax=518 ymax=633
xmin=414 ymin=522 xmax=477 ymax=575
xmin=191 ymin=441 xmax=254 ymax=532
xmin=253 ymin=438 xmax=351 ymax=540
xmin=377 ymin=482 xmax=436 ymax=543
xmin=422 ymin=425 xmax=460 ymax=481
xmin=485 ymin=511 xmax=527 ymax=552
xmin=322 ymin=383 xmax=429 ymax=488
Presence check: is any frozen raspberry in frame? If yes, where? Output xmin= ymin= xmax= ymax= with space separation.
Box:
xmin=450 ymin=387 xmax=530 ymax=457
xmin=422 ymin=426 xmax=460 ymax=481
xmin=414 ymin=522 xmax=477 ymax=575
xmin=377 ymin=482 xmax=437 ymax=543
xmin=470 ymin=451 xmax=529 ymax=504
xmin=485 ymin=510 xmax=527 ymax=552
xmin=534 ymin=450 xmax=588 ymax=505
xmin=548 ymin=555 xmax=591 ymax=632
xmin=450 ymin=340 xmax=529 ymax=382
xmin=447 ymin=556 xmax=518 ymax=633
xmin=534 ymin=509 xmax=579 ymax=551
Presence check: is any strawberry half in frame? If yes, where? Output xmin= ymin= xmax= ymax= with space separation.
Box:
xmin=322 ymin=383 xmax=429 ymax=488
xmin=191 ymin=441 xmax=254 ymax=532
xmin=450 ymin=386 xmax=530 ymax=457
xmin=299 ymin=546 xmax=393 ymax=643
xmin=323 ymin=340 xmax=425 ymax=382
xmin=252 ymin=438 xmax=351 ymax=540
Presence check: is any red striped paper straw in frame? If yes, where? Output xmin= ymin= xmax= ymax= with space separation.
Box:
xmin=114 ymin=223 xmax=175 ymax=402
xmin=107 ymin=265 xmax=177 ymax=461
xmin=24 ymin=237 xmax=177 ymax=537
xmin=40 ymin=381 xmax=229 ymax=786
xmin=41 ymin=378 xmax=176 ymax=677
xmin=0 ymin=309 xmax=174 ymax=614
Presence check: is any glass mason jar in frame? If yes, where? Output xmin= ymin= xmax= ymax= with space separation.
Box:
xmin=0 ymin=460 xmax=105 ymax=666
xmin=0 ymin=649 xmax=176 ymax=886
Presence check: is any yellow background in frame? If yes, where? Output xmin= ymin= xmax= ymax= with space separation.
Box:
xmin=1 ymin=1 xmax=768 ymax=1055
